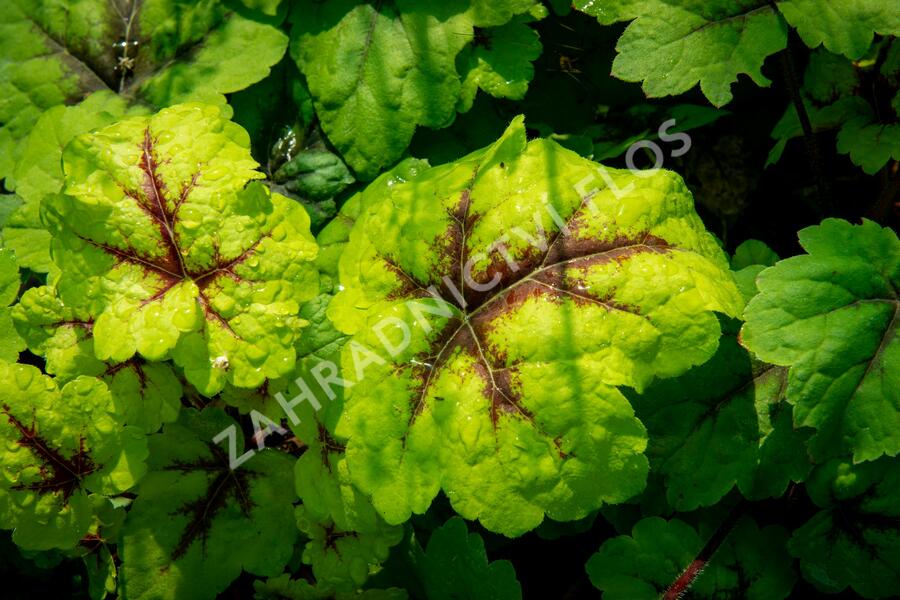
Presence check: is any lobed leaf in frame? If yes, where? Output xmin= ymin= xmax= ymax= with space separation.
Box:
xmin=0 ymin=249 xmax=25 ymax=362
xmin=0 ymin=363 xmax=147 ymax=551
xmin=44 ymin=103 xmax=319 ymax=396
xmin=329 ymin=117 xmax=743 ymax=535
xmin=574 ymin=1 xmax=788 ymax=107
xmin=777 ymin=0 xmax=900 ymax=60
xmin=789 ymin=457 xmax=900 ymax=598
xmin=741 ymin=218 xmax=900 ymax=462
xmin=13 ymin=284 xmax=182 ymax=433
xmin=289 ymin=0 xmax=541 ymax=179
xmin=296 ymin=505 xmax=403 ymax=593
xmin=120 ymin=408 xmax=297 ymax=600
xmin=631 ymin=326 xmax=811 ymax=510
xmin=417 ymin=517 xmax=522 ymax=600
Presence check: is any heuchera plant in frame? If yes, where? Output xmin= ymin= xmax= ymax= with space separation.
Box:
xmin=0 ymin=1 xmax=898 ymax=599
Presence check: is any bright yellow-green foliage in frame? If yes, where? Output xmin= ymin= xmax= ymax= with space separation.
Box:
xmin=0 ymin=362 xmax=147 ymax=551
xmin=42 ymin=103 xmax=318 ymax=396
xmin=329 ymin=117 xmax=743 ymax=536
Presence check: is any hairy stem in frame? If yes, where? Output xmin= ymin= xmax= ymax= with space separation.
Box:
xmin=662 ymin=503 xmax=744 ymax=600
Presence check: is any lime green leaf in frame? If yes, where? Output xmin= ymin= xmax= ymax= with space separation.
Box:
xmin=741 ymin=218 xmax=899 ymax=462
xmin=418 ymin=517 xmax=521 ymax=600
xmin=631 ymin=331 xmax=810 ymax=510
xmin=5 ymin=91 xmax=144 ymax=275
xmin=456 ymin=16 xmax=544 ymax=113
xmin=254 ymin=574 xmax=408 ymax=600
xmin=329 ymin=117 xmax=743 ymax=536
xmin=43 ymin=103 xmax=318 ymax=396
xmin=0 ymin=363 xmax=147 ymax=551
xmin=296 ymin=506 xmax=403 ymax=593
xmin=13 ymin=285 xmax=183 ymax=433
xmin=576 ymin=1 xmax=788 ymax=107
xmin=0 ymin=1 xmax=288 ymax=182
xmin=290 ymin=0 xmax=538 ymax=179
xmin=0 ymin=195 xmax=56 ymax=276
xmin=586 ymin=516 xmax=796 ymax=599
xmin=0 ymin=249 xmax=25 ymax=362
xmin=777 ymin=0 xmax=900 ymax=60
xmin=789 ymin=457 xmax=900 ymax=598
xmin=120 ymin=408 xmax=297 ymax=600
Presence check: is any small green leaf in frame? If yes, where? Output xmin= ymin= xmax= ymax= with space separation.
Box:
xmin=273 ymin=148 xmax=355 ymax=201
xmin=418 ymin=517 xmax=522 ymax=600
xmin=789 ymin=457 xmax=900 ymax=598
xmin=456 ymin=16 xmax=544 ymax=113
xmin=120 ymin=408 xmax=297 ymax=600
xmin=296 ymin=505 xmax=403 ymax=593
xmin=741 ymin=218 xmax=899 ymax=462
xmin=836 ymin=107 xmax=900 ymax=174
xmin=731 ymin=240 xmax=780 ymax=270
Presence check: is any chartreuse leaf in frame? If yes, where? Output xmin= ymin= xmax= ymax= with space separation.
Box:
xmin=741 ymin=219 xmax=900 ymax=462
xmin=586 ymin=516 xmax=795 ymax=599
xmin=0 ymin=362 xmax=147 ymax=551
xmin=289 ymin=0 xmax=540 ymax=179
xmin=13 ymin=285 xmax=182 ymax=433
xmin=0 ymin=249 xmax=25 ymax=362
xmin=630 ymin=327 xmax=810 ymax=511
xmin=296 ymin=505 xmax=403 ymax=593
xmin=777 ymin=0 xmax=900 ymax=60
xmin=5 ymin=91 xmax=144 ymax=275
xmin=574 ymin=1 xmax=788 ymax=107
xmin=43 ymin=103 xmax=318 ymax=396
xmin=416 ymin=517 xmax=521 ymax=600
xmin=789 ymin=457 xmax=900 ymax=598
xmin=0 ymin=0 xmax=288 ymax=182
xmin=329 ymin=117 xmax=743 ymax=536
xmin=254 ymin=574 xmax=408 ymax=600
xmin=229 ymin=161 xmax=428 ymax=532
xmin=120 ymin=408 xmax=297 ymax=600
